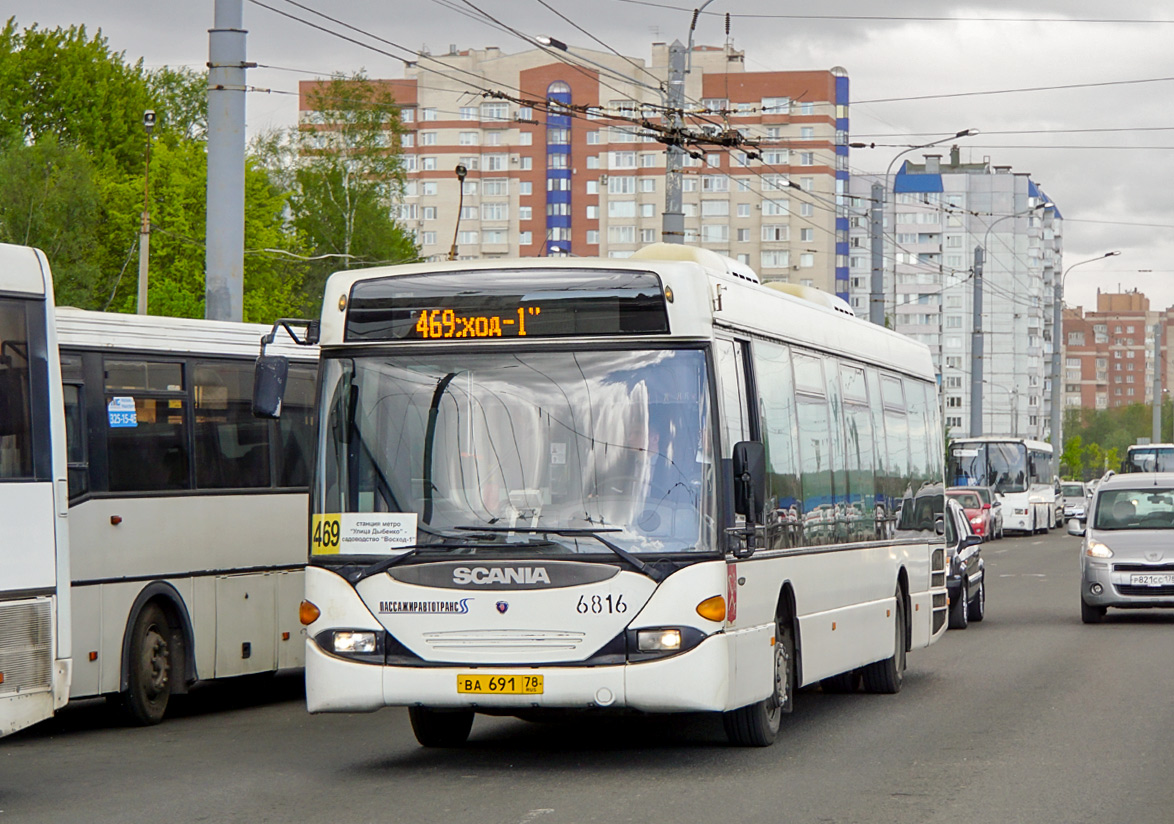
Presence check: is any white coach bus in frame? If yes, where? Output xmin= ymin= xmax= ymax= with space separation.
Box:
xmin=260 ymin=244 xmax=948 ymax=747
xmin=58 ymin=308 xmax=316 ymax=724
xmin=0 ymin=245 xmax=71 ymax=737
xmin=947 ymin=437 xmax=1056 ymax=534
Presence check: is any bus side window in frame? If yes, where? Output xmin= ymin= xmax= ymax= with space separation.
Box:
xmin=714 ymin=338 xmax=752 ymax=530
xmin=104 ymin=358 xmax=190 ymax=493
xmin=194 ymin=361 xmax=271 ymax=490
xmin=63 ymin=384 xmax=89 ymax=500
xmin=0 ymin=300 xmax=33 ymax=479
xmin=276 ymin=365 xmax=316 ymax=488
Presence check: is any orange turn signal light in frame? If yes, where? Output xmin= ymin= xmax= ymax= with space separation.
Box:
xmin=299 ymin=600 xmax=321 ymax=626
xmin=696 ymin=595 xmax=726 ymax=623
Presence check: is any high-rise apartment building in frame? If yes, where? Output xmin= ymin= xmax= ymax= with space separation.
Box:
xmin=300 ymin=43 xmax=850 ymax=296
xmin=846 ymin=149 xmax=1062 ymax=440
xmin=1063 ymin=291 xmax=1167 ymax=411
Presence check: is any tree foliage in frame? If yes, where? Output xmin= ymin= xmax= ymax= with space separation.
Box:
xmin=255 ymin=71 xmax=418 ymax=315
xmin=0 ymin=18 xmax=322 ymax=322
xmin=1064 ymin=401 xmax=1174 ymax=479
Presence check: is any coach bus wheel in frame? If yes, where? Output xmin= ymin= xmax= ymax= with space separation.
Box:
xmin=409 ymin=707 xmax=475 ymax=747
xmin=121 ymin=603 xmax=172 ymax=725
xmin=862 ymin=587 xmax=906 ymax=694
xmin=723 ymin=618 xmax=793 ymax=747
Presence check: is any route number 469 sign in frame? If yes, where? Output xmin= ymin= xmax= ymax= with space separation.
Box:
xmin=311 ymin=513 xmax=418 ymax=555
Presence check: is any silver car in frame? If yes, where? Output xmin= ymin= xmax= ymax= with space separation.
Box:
xmin=1060 ymin=481 xmax=1088 ymax=520
xmin=1069 ymin=472 xmax=1174 ymax=623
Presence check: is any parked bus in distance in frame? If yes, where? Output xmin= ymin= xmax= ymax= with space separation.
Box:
xmin=947 ymin=438 xmax=1056 ymax=534
xmin=58 ymin=308 xmax=317 ymax=724
xmin=258 ymin=244 xmax=948 ymax=747
xmin=0 ymin=244 xmax=71 ymax=738
xmin=1121 ymin=443 xmax=1174 ymax=473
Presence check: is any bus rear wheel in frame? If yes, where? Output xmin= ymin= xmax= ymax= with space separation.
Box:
xmin=120 ymin=603 xmax=172 ymax=725
xmin=862 ymin=587 xmax=906 ymax=694
xmin=409 ymin=707 xmax=475 ymax=747
xmin=723 ymin=619 xmax=793 ymax=747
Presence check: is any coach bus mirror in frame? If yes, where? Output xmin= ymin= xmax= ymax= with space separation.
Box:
xmin=733 ymin=440 xmax=766 ymax=524
xmin=252 ymin=354 xmax=289 ymax=419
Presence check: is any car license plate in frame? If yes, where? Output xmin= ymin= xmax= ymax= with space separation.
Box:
xmin=1129 ymin=573 xmax=1174 ymax=587
xmin=456 ymin=673 xmax=544 ymax=694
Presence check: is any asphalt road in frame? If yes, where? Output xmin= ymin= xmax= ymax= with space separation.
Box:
xmin=4 ymin=528 xmax=1172 ymax=824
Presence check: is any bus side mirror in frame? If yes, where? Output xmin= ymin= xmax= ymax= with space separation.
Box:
xmin=733 ymin=440 xmax=766 ymax=525
xmin=252 ymin=355 xmax=289 ymax=419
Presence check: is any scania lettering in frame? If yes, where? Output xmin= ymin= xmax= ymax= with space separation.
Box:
xmin=262 ymin=245 xmax=948 ymax=748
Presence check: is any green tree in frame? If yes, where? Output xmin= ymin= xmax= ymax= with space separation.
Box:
xmin=256 ymin=71 xmax=418 ymax=315
xmin=1084 ymin=442 xmax=1105 ymax=479
xmin=0 ymin=138 xmax=103 ymax=307
xmin=1059 ymin=434 xmax=1084 ymax=479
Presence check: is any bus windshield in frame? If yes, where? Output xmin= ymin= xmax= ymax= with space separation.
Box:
xmin=317 ymin=348 xmax=716 ymax=555
xmin=1123 ymin=447 xmax=1174 ymax=473
xmin=948 ymin=442 xmax=1029 ymax=493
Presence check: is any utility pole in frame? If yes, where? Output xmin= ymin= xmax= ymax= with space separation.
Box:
xmin=1154 ymin=322 xmax=1162 ymax=443
xmin=206 ymin=0 xmax=249 ymax=321
xmin=969 ymin=245 xmax=984 ymax=436
xmin=137 ymin=110 xmax=155 ymax=315
xmin=661 ymin=39 xmax=686 ymax=244
xmin=869 ymin=181 xmax=884 ymax=325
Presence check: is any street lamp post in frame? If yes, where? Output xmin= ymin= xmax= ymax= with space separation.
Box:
xmin=448 ymin=163 xmax=468 ymax=262
xmin=852 ymin=128 xmax=977 ymax=327
xmin=1050 ymin=250 xmax=1121 ymax=450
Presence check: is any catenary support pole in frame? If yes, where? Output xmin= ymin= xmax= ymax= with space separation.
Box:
xmin=205 ymin=0 xmax=248 ymax=321
xmin=869 ymin=182 xmax=884 ymax=326
xmin=661 ymin=39 xmax=686 ymax=244
xmin=969 ymin=246 xmax=984 ymax=436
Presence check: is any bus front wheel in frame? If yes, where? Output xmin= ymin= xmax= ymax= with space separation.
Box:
xmin=409 ymin=707 xmax=475 ymax=747
xmin=723 ymin=619 xmax=793 ymax=747
xmin=120 ymin=603 xmax=173 ymax=725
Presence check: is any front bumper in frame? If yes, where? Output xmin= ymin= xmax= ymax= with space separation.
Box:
xmin=1081 ymin=560 xmax=1174 ymax=608
xmin=305 ymin=630 xmax=738 ymax=714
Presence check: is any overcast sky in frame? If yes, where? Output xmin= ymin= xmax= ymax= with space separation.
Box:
xmin=16 ymin=0 xmax=1174 ymax=312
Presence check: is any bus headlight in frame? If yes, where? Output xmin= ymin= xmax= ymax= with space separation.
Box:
xmin=637 ymin=628 xmax=682 ymax=652
xmin=332 ymin=630 xmax=378 ymax=654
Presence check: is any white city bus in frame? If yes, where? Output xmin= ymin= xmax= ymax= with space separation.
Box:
xmin=0 ymin=244 xmax=71 ymax=738
xmin=947 ymin=437 xmax=1056 ymax=534
xmin=58 ymin=308 xmax=317 ymax=724
xmin=1121 ymin=443 xmax=1174 ymax=473
xmin=266 ymin=244 xmax=948 ymax=747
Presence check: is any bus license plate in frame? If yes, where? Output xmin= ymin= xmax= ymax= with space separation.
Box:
xmin=456 ymin=674 xmax=544 ymax=695
xmin=1129 ymin=573 xmax=1174 ymax=587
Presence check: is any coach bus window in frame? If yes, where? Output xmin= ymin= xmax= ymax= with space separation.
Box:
xmin=105 ymin=358 xmax=189 ymax=492
xmin=904 ymin=379 xmax=932 ymax=495
xmin=840 ymin=364 xmax=877 ymax=542
xmin=753 ymin=340 xmax=801 ymax=549
xmin=194 ymin=362 xmax=271 ymax=489
xmin=276 ymin=364 xmax=315 ymax=488
xmin=62 ymin=384 xmax=89 ymax=499
xmin=865 ymin=368 xmax=893 ymax=535
xmin=794 ymin=354 xmax=833 ymax=546
xmin=881 ymin=375 xmax=910 ymax=526
xmin=0 ymin=299 xmax=33 ymax=479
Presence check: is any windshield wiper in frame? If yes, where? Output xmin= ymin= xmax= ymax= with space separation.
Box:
xmin=347 ymin=542 xmax=479 ymax=584
xmin=453 ymin=526 xmax=668 ymax=582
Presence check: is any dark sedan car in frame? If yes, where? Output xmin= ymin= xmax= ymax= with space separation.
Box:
xmin=944 ymin=497 xmax=986 ymax=629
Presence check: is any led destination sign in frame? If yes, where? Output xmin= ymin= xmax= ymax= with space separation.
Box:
xmin=344 ymin=269 xmax=669 ymax=342
xmin=413 ymin=305 xmax=544 ymax=339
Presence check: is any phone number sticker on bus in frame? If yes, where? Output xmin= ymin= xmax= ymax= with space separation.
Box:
xmin=107 ymin=396 xmax=138 ymax=428
xmin=456 ymin=674 xmax=544 ymax=695
xmin=312 ymin=513 xmax=418 ymax=555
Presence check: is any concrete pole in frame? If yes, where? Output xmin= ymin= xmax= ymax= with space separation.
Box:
xmin=1050 ymin=267 xmax=1062 ymax=451
xmin=869 ymin=182 xmax=884 ymax=326
xmin=205 ymin=0 xmax=247 ymax=321
xmin=969 ymin=245 xmax=984 ymax=436
xmin=1154 ymin=323 xmax=1162 ymax=443
xmin=661 ymin=39 xmax=686 ymax=244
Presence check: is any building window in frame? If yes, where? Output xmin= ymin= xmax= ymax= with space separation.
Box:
xmin=800 ymin=228 xmax=814 ymax=242
xmin=481 ymin=102 xmax=508 ymax=121
xmin=586 ymin=230 xmax=600 ymax=244
xmin=519 ymin=206 xmax=532 ymax=221
xmin=640 ymin=203 xmax=655 ymax=218
xmin=608 ymin=225 xmax=636 ymax=244
xmin=640 ymin=178 xmax=657 ymax=193
xmin=519 ymin=231 xmax=532 ymax=245
xmin=737 ymin=203 xmax=751 ymax=218
xmin=762 ymin=225 xmax=789 ymax=242
xmin=760 ymin=250 xmax=789 ymax=268
xmin=609 ymin=151 xmax=637 ymax=169
xmin=608 ymin=200 xmax=637 ymax=218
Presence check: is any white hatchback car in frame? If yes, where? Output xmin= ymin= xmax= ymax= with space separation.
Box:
xmin=1069 ymin=472 xmax=1174 ymax=623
